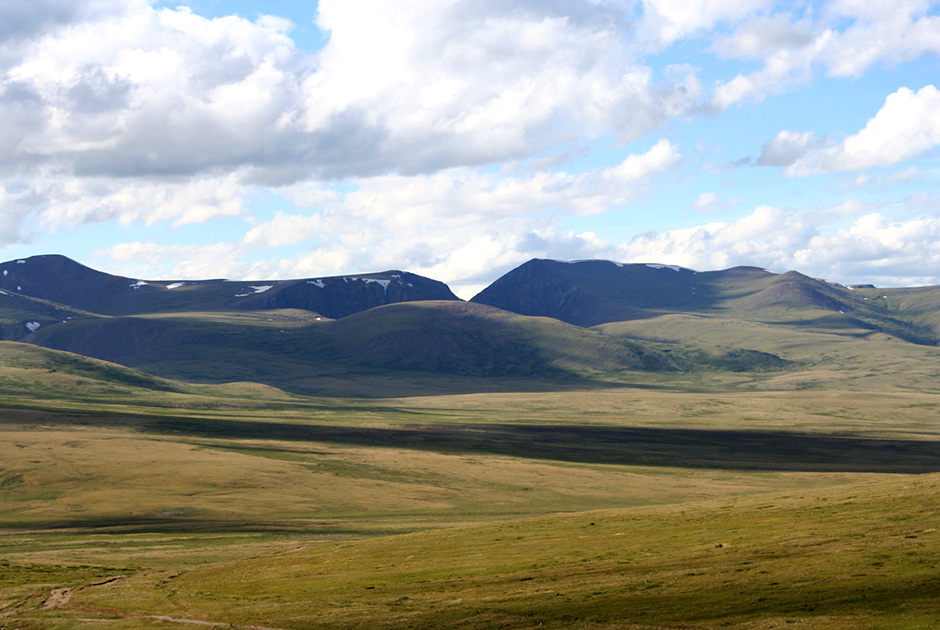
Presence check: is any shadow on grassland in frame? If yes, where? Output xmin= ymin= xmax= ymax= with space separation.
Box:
xmin=146 ymin=417 xmax=940 ymax=474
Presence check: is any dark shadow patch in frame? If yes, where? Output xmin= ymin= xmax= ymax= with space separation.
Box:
xmin=144 ymin=417 xmax=940 ymax=474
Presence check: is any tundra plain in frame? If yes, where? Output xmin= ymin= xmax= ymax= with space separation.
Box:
xmin=2 ymin=256 xmax=940 ymax=628
xmin=2 ymin=337 xmax=940 ymax=629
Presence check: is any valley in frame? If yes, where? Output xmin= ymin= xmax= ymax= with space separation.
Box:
xmin=1 ymin=255 xmax=940 ymax=628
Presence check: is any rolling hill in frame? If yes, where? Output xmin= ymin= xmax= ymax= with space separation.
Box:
xmin=2 ymin=254 xmax=940 ymax=391
xmin=471 ymin=258 xmax=940 ymax=345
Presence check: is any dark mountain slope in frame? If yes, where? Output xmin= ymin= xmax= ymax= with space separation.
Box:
xmin=473 ymin=259 xmax=939 ymax=345
xmin=470 ymin=259 xmax=713 ymax=326
xmin=0 ymin=289 xmax=87 ymax=342
xmin=26 ymin=301 xmax=685 ymax=383
xmin=325 ymin=301 xmax=680 ymax=376
xmin=0 ymin=255 xmax=459 ymax=318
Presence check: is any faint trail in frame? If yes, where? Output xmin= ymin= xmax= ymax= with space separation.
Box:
xmin=10 ymin=578 xmax=291 ymax=630
xmin=40 ymin=586 xmax=73 ymax=609
xmin=147 ymin=616 xmax=290 ymax=630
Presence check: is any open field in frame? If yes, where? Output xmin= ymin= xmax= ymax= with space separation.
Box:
xmin=2 ymin=357 xmax=940 ymax=628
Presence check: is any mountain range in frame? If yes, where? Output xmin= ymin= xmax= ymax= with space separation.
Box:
xmin=2 ymin=254 xmax=939 ymax=392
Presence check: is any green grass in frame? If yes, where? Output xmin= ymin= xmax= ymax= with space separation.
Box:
xmin=53 ymin=474 xmax=940 ymax=629
xmin=4 ymin=326 xmax=940 ymax=628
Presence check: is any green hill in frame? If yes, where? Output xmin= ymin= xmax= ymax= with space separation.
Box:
xmin=472 ymin=259 xmax=940 ymax=345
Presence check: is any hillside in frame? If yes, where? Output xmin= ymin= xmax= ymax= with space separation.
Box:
xmin=22 ymin=301 xmax=693 ymax=388
xmin=5 ymin=257 xmax=940 ymax=630
xmin=0 ymin=254 xmax=459 ymax=318
xmin=4 ymin=254 xmax=940 ymax=393
xmin=472 ymin=258 xmax=940 ymax=345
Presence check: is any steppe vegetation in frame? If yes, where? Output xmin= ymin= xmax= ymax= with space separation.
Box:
xmin=3 ymin=257 xmax=940 ymax=628
xmin=2 ymin=334 xmax=940 ymax=629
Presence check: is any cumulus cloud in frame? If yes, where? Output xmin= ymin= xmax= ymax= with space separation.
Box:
xmin=4 ymin=0 xmax=940 ymax=296
xmin=709 ymin=2 xmax=940 ymax=109
xmin=94 ymin=241 xmax=252 ymax=281
xmin=757 ymin=130 xmax=822 ymax=167
xmin=781 ymin=85 xmax=940 ymax=175
xmin=248 ymin=139 xmax=679 ymax=240
xmin=28 ymin=174 xmax=247 ymax=229
xmin=302 ymin=0 xmax=699 ymax=176
xmin=2 ymin=1 xmax=694 ymax=183
xmin=241 ymin=138 xmax=681 ymax=294
xmin=712 ymin=13 xmax=814 ymax=58
xmin=693 ymin=192 xmax=720 ymax=212
xmin=0 ymin=0 xmax=138 ymax=45
xmin=638 ymin=0 xmax=772 ymax=48
xmin=0 ymin=0 xmax=706 ymax=236
xmin=619 ymin=203 xmax=940 ymax=285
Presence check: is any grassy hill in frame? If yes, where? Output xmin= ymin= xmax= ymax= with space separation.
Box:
xmin=20 ymin=301 xmax=697 ymax=390
xmin=5 ymin=257 xmax=940 ymax=628
xmin=472 ymin=259 xmax=940 ymax=345
xmin=68 ymin=473 xmax=940 ymax=630
xmin=0 ymin=340 xmax=187 ymax=399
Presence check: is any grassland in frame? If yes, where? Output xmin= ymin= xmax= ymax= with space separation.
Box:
xmin=2 ymin=337 xmax=940 ymax=628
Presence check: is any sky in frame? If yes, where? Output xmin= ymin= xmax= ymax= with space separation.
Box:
xmin=0 ymin=0 xmax=938 ymax=298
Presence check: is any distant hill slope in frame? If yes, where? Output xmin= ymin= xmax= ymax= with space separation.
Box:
xmin=0 ymin=340 xmax=185 ymax=397
xmin=0 ymin=255 xmax=459 ymax=318
xmin=4 ymin=254 xmax=940 ymax=391
xmin=472 ymin=259 xmax=939 ymax=345
xmin=24 ymin=301 xmax=688 ymax=383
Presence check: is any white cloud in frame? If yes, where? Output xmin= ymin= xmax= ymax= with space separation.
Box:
xmin=241 ymin=139 xmax=681 ymax=294
xmin=757 ymin=130 xmax=821 ymax=167
xmin=783 ymin=85 xmax=940 ymax=175
xmin=37 ymin=174 xmax=246 ymax=229
xmin=94 ymin=241 xmax=251 ymax=280
xmin=712 ymin=13 xmax=813 ymax=58
xmin=709 ymin=3 xmax=940 ymax=108
xmin=301 ymin=0 xmax=699 ymax=176
xmin=693 ymin=192 xmax=720 ymax=212
xmin=245 ymin=139 xmax=680 ymax=248
xmin=638 ymin=0 xmax=772 ymax=48
xmin=619 ymin=203 xmax=940 ymax=285
xmin=0 ymin=0 xmax=703 ymax=238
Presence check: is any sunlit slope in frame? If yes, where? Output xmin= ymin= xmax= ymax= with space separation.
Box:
xmin=865 ymin=284 xmax=940 ymax=334
xmin=472 ymin=259 xmax=940 ymax=345
xmin=597 ymin=313 xmax=940 ymax=391
xmin=73 ymin=473 xmax=940 ymax=630
xmin=325 ymin=301 xmax=679 ymax=376
xmin=0 ymin=340 xmax=185 ymax=397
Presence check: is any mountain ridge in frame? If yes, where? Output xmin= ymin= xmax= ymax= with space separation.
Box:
xmin=3 ymin=254 xmax=939 ymax=390
xmin=0 ymin=254 xmax=460 ymax=319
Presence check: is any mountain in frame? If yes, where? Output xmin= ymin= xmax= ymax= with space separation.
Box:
xmin=21 ymin=300 xmax=686 ymax=385
xmin=0 ymin=254 xmax=459 ymax=318
xmin=4 ymin=254 xmax=940 ymax=392
xmin=471 ymin=259 xmax=939 ymax=345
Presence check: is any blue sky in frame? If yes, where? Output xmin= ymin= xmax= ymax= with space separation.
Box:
xmin=1 ymin=0 xmax=938 ymax=298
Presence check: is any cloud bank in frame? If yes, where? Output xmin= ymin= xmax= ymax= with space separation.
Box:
xmin=1 ymin=0 xmax=939 ymax=294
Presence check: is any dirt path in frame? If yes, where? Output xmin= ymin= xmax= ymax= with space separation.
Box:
xmin=31 ymin=582 xmax=291 ymax=630
xmin=40 ymin=586 xmax=73 ymax=609
xmin=1 ymin=579 xmax=289 ymax=630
